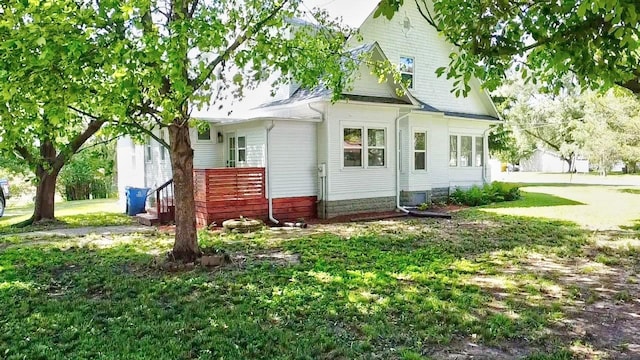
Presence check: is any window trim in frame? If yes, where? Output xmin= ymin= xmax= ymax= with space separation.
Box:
xmin=475 ymin=136 xmax=484 ymax=167
xmin=145 ymin=136 xmax=152 ymax=163
xmin=412 ymin=130 xmax=428 ymax=172
xmin=399 ymin=56 xmax=415 ymax=89
xmin=460 ymin=135 xmax=473 ymax=167
xmin=342 ymin=126 xmax=364 ymax=168
xmin=159 ymin=129 xmax=167 ymax=161
xmin=367 ymin=128 xmax=387 ymax=168
xmin=449 ymin=134 xmax=485 ymax=168
xmin=341 ymin=124 xmax=388 ymax=169
xmin=237 ymin=135 xmax=247 ymax=165
xmin=196 ymin=126 xmax=212 ymax=142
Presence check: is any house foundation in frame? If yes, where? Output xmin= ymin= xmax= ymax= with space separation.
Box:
xmin=319 ymin=196 xmax=396 ymax=218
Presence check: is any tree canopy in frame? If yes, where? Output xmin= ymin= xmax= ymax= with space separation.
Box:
xmin=494 ymin=81 xmax=640 ymax=173
xmin=1 ymin=0 xmax=354 ymax=260
xmin=375 ymin=0 xmax=640 ymax=95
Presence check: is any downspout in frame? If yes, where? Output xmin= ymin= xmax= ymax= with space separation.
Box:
xmin=482 ymin=124 xmax=497 ymax=184
xmin=308 ymin=103 xmax=327 ymax=218
xmin=396 ymin=112 xmax=411 ymax=214
xmin=266 ymin=121 xmax=279 ymax=224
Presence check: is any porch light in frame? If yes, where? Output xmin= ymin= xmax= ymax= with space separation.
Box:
xmin=217 ymin=132 xmax=224 ymax=143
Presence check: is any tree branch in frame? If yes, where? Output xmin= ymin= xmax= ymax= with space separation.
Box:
xmin=185 ymin=0 xmax=290 ymax=97
xmin=77 ymin=136 xmax=120 ymax=153
xmin=54 ymin=118 xmax=106 ymax=172
xmin=121 ymin=120 xmax=171 ymax=149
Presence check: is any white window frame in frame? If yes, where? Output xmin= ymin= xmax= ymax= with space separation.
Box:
xmin=413 ymin=130 xmax=428 ymax=171
xmin=475 ymin=136 xmax=484 ymax=167
xmin=197 ymin=126 xmax=212 ymax=142
xmin=449 ymin=134 xmax=485 ymax=168
xmin=399 ymin=56 xmax=415 ymax=89
xmin=145 ymin=136 xmax=152 ymax=163
xmin=237 ymin=135 xmax=247 ymax=165
xmin=342 ymin=126 xmax=365 ymax=168
xmin=159 ymin=129 xmax=167 ymax=161
xmin=367 ymin=128 xmax=387 ymax=168
xmin=341 ymin=124 xmax=388 ymax=169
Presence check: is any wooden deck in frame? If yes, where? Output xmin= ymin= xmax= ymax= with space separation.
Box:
xmin=193 ymin=168 xmax=316 ymax=227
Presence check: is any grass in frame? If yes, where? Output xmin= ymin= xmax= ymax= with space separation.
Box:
xmin=481 ymin=185 xmax=640 ymax=230
xmin=0 ymin=199 xmax=134 ymax=235
xmin=1 ymin=210 xmax=638 ymax=359
xmin=1 ymin=184 xmax=639 ymax=358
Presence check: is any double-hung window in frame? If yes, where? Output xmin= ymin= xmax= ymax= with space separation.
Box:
xmin=237 ymin=136 xmax=246 ymax=163
xmin=145 ymin=136 xmax=152 ymax=162
xmin=414 ymin=132 xmax=427 ymax=170
xmin=367 ymin=129 xmax=386 ymax=167
xmin=343 ymin=127 xmax=386 ymax=168
xmin=460 ymin=136 xmax=472 ymax=167
xmin=449 ymin=135 xmax=485 ymax=168
xmin=449 ymin=135 xmax=457 ymax=167
xmin=475 ymin=136 xmax=484 ymax=166
xmin=159 ymin=130 xmax=166 ymax=161
xmin=399 ymin=56 xmax=415 ymax=89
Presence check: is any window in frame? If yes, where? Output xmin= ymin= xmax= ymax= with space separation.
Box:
xmin=460 ymin=136 xmax=472 ymax=167
xmin=414 ymin=132 xmax=427 ymax=170
xmin=145 ymin=136 xmax=152 ymax=162
xmin=197 ymin=126 xmax=211 ymax=141
xmin=343 ymin=127 xmax=387 ymax=168
xmin=367 ymin=129 xmax=386 ymax=167
xmin=475 ymin=136 xmax=484 ymax=167
xmin=160 ymin=130 xmax=166 ymax=161
xmin=238 ymin=136 xmax=246 ymax=163
xmin=399 ymin=56 xmax=414 ymax=89
xmin=343 ymin=128 xmax=363 ymax=167
xmin=450 ymin=135 xmax=485 ymax=168
xmin=449 ymin=135 xmax=457 ymax=167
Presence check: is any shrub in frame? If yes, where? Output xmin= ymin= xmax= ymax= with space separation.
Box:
xmin=449 ymin=182 xmax=521 ymax=206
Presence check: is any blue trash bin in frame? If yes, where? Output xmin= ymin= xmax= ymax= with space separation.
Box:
xmin=125 ymin=187 xmax=150 ymax=216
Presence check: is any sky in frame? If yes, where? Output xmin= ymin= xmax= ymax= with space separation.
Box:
xmin=302 ymin=0 xmax=378 ymax=28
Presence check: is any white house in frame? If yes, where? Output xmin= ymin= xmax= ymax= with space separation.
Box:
xmin=116 ymin=2 xmax=501 ymax=224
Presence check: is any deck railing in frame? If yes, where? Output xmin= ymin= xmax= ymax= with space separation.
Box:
xmin=193 ymin=168 xmax=266 ymax=202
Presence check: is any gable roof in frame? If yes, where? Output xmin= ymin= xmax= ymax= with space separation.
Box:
xmin=257 ymin=42 xmax=417 ymax=109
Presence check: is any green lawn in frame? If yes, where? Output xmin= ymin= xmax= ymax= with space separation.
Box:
xmin=483 ymin=185 xmax=640 ymax=230
xmin=0 ymin=198 xmax=134 ymax=234
xmin=1 ymin=186 xmax=639 ymax=358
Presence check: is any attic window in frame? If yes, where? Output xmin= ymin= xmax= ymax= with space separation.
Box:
xmin=399 ymin=56 xmax=414 ymax=89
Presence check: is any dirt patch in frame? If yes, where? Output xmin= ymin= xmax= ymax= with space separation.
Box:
xmin=429 ymin=341 xmax=532 ymax=360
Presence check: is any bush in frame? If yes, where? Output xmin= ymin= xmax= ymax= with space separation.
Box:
xmin=58 ymin=140 xmax=116 ymax=201
xmin=449 ymin=182 xmax=520 ymax=206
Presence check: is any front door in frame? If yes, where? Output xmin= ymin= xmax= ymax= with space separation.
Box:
xmin=226 ymin=133 xmax=236 ymax=167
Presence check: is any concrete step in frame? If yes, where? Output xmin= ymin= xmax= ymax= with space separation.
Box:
xmin=136 ymin=212 xmax=160 ymax=226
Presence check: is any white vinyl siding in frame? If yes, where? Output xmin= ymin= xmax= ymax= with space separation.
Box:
xmin=350 ymin=1 xmax=497 ymax=116
xmin=143 ymin=128 xmax=173 ymax=190
xmin=269 ymin=121 xmax=318 ymax=198
xmin=326 ymin=103 xmax=397 ymax=201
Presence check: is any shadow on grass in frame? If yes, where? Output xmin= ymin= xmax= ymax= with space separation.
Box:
xmin=0 ymin=212 xmax=135 ymax=235
xmin=619 ymin=188 xmax=640 ymax=195
xmin=483 ymin=191 xmax=585 ymax=209
xmin=621 ymin=219 xmax=640 ymax=231
xmin=4 ymin=212 xmax=629 ymax=359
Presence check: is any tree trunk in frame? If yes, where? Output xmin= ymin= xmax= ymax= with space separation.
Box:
xmin=32 ymin=169 xmax=60 ymax=222
xmin=168 ymin=122 xmax=200 ymax=262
